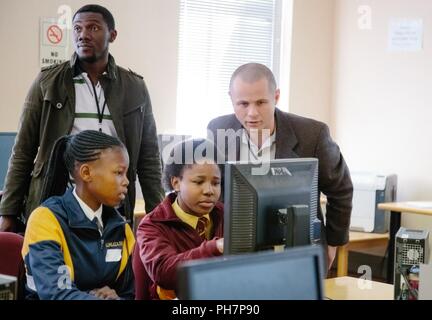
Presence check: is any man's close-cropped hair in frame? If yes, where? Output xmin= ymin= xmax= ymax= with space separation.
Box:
xmin=73 ymin=4 xmax=116 ymax=30
xmin=229 ymin=62 xmax=277 ymax=92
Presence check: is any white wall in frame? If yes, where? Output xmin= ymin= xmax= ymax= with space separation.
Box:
xmin=288 ymin=0 xmax=334 ymax=125
xmin=0 ymin=0 xmax=179 ymax=133
xmin=332 ymin=0 xmax=432 ymax=241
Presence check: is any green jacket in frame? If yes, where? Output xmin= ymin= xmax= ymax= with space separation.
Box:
xmin=0 ymin=53 xmax=164 ymax=223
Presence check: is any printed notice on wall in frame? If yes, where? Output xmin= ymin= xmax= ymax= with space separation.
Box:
xmin=388 ymin=18 xmax=423 ymax=52
xmin=40 ymin=17 xmax=71 ymax=68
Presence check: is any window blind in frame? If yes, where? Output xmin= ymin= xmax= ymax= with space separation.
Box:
xmin=176 ymin=0 xmax=282 ymax=137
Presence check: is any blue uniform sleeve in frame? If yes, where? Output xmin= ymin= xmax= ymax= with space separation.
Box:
xmin=22 ymin=207 xmax=100 ymax=300
xmin=27 ymin=240 xmax=100 ymax=300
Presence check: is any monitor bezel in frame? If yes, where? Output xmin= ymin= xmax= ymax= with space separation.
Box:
xmin=177 ymin=245 xmax=325 ymax=300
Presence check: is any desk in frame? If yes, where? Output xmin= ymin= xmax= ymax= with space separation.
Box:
xmin=325 ymin=276 xmax=393 ymax=300
xmin=133 ymin=199 xmax=146 ymax=234
xmin=134 ymin=198 xmax=146 ymax=214
xmin=337 ymin=231 xmax=389 ymax=277
xmin=377 ymin=202 xmax=432 ymax=284
xmin=321 ymin=196 xmax=389 ymax=277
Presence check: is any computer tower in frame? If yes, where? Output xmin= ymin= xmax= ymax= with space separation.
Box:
xmin=0 ymin=274 xmax=17 ymax=300
xmin=394 ymin=228 xmax=429 ymax=300
xmin=350 ymin=172 xmax=397 ymax=233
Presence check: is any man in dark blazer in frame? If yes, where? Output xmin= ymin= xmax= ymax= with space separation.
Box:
xmin=207 ymin=63 xmax=353 ymax=270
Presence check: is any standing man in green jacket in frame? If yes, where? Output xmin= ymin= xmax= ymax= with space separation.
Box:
xmin=0 ymin=4 xmax=164 ymax=232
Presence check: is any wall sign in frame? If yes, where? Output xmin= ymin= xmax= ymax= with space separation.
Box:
xmin=40 ymin=17 xmax=71 ymax=68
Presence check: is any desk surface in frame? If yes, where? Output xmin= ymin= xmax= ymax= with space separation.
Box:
xmin=378 ymin=202 xmax=432 ymax=216
xmin=325 ymin=277 xmax=394 ymax=300
xmin=348 ymin=231 xmax=389 ymax=243
xmin=134 ymin=199 xmax=146 ymax=216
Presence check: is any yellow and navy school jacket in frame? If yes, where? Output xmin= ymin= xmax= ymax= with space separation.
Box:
xmin=22 ymin=189 xmax=135 ymax=300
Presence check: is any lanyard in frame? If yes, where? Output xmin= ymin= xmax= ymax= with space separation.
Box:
xmin=90 ymin=81 xmax=107 ymax=132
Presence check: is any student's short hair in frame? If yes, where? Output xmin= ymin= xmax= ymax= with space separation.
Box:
xmin=229 ymin=63 xmax=277 ymax=92
xmin=73 ymin=4 xmax=116 ymax=30
xmin=162 ymin=139 xmax=224 ymax=192
xmin=40 ymin=130 xmax=125 ymax=202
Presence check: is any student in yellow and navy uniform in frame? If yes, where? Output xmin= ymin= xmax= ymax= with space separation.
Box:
xmin=22 ymin=130 xmax=135 ymax=300
xmin=134 ymin=139 xmax=224 ymax=300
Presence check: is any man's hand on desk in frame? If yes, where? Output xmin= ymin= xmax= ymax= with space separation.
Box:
xmin=327 ymin=245 xmax=337 ymax=270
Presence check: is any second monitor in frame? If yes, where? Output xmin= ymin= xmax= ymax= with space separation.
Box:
xmin=224 ymin=158 xmax=320 ymax=254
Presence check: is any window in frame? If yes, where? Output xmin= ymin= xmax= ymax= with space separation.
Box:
xmin=176 ymin=0 xmax=283 ymax=137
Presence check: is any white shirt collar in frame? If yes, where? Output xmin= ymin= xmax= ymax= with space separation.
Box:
xmin=240 ymin=128 xmax=276 ymax=162
xmin=241 ymin=128 xmax=276 ymax=151
xmin=72 ymin=188 xmax=103 ymax=229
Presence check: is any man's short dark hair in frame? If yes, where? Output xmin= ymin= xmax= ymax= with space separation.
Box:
xmin=229 ymin=63 xmax=277 ymax=93
xmin=73 ymin=4 xmax=115 ymax=30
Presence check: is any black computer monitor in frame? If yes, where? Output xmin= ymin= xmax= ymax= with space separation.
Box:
xmin=0 ymin=274 xmax=18 ymax=300
xmin=177 ymin=245 xmax=325 ymax=300
xmin=0 ymin=132 xmax=17 ymax=191
xmin=224 ymin=158 xmax=320 ymax=254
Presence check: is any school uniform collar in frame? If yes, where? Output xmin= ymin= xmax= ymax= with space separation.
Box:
xmin=62 ymin=189 xmax=126 ymax=232
xmin=149 ymin=193 xmax=222 ymax=227
xmin=171 ymin=198 xmax=210 ymax=230
xmin=72 ymin=188 xmax=103 ymax=229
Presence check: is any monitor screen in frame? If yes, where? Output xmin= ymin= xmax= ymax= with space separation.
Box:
xmin=0 ymin=274 xmax=18 ymax=300
xmin=177 ymin=245 xmax=325 ymax=300
xmin=224 ymin=158 xmax=320 ymax=254
xmin=0 ymin=132 xmax=17 ymax=190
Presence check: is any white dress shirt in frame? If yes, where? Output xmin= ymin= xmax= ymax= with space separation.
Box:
xmin=239 ymin=128 xmax=276 ymax=162
xmin=72 ymin=188 xmax=104 ymax=234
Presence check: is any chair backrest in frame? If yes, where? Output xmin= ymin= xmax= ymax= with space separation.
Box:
xmin=0 ymin=232 xmax=24 ymax=277
xmin=132 ymin=243 xmax=152 ymax=300
xmin=0 ymin=232 xmax=25 ymax=299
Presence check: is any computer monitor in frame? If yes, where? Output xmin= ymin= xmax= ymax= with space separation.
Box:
xmin=177 ymin=245 xmax=325 ymax=300
xmin=224 ymin=158 xmax=320 ymax=254
xmin=0 ymin=132 xmax=17 ymax=190
xmin=0 ymin=274 xmax=17 ymax=300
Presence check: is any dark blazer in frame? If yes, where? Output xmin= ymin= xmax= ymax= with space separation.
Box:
xmin=207 ymin=108 xmax=353 ymax=246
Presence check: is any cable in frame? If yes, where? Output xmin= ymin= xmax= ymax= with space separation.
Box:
xmin=397 ymin=264 xmax=418 ymax=300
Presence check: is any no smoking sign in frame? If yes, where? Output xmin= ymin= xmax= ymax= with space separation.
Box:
xmin=47 ymin=25 xmax=63 ymax=44
xmin=40 ymin=17 xmax=71 ymax=68
xmin=42 ymin=20 xmax=67 ymax=47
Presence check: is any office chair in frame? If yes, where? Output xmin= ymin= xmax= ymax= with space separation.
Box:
xmin=0 ymin=232 xmax=25 ymax=299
